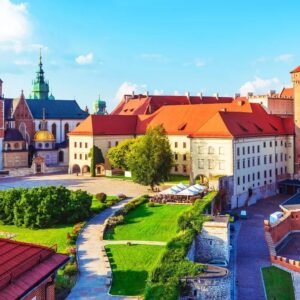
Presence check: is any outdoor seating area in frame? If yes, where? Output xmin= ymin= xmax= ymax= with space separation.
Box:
xmin=151 ymin=183 xmax=208 ymax=204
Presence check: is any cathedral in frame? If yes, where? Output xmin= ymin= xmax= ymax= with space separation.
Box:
xmin=0 ymin=53 xmax=89 ymax=173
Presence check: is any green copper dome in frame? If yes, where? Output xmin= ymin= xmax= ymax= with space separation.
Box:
xmin=93 ymin=95 xmax=107 ymax=115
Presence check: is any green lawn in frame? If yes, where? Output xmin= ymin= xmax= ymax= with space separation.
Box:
xmin=91 ymin=195 xmax=119 ymax=214
xmin=105 ymin=244 xmax=164 ymax=296
xmin=163 ymin=174 xmax=190 ymax=184
xmin=262 ymin=266 xmax=295 ymax=300
xmin=0 ymin=224 xmax=73 ymax=253
xmin=105 ymin=203 xmax=191 ymax=242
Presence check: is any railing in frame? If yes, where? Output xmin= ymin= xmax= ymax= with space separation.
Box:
xmin=0 ymin=244 xmax=57 ymax=290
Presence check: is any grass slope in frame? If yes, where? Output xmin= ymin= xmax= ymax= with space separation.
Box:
xmin=106 ymin=244 xmax=164 ymax=296
xmin=105 ymin=203 xmax=190 ymax=242
xmin=0 ymin=224 xmax=73 ymax=252
xmin=262 ymin=266 xmax=295 ymax=300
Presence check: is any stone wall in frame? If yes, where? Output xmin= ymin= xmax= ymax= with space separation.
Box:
xmin=194 ymin=217 xmax=230 ymax=262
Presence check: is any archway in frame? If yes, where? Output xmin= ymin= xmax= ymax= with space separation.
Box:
xmin=72 ymin=164 xmax=81 ymax=174
xmin=52 ymin=123 xmax=57 ymax=139
xmin=82 ymin=165 xmax=90 ymax=173
xmin=58 ymin=150 xmax=64 ymax=163
xmin=64 ymin=123 xmax=69 ymax=140
xmin=194 ymin=174 xmax=209 ymax=185
xmin=96 ymin=163 xmax=105 ymax=176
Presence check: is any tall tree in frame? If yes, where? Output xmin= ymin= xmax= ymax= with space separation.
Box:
xmin=107 ymin=139 xmax=135 ymax=170
xmin=89 ymin=145 xmax=104 ymax=177
xmin=127 ymin=125 xmax=173 ymax=190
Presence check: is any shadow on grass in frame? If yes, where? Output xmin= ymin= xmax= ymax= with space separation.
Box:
xmin=110 ymin=270 xmax=149 ymax=296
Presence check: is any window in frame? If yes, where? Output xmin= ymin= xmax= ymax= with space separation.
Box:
xmin=59 ymin=151 xmax=64 ymax=162
xmin=257 ymin=171 xmax=260 ymax=179
xmin=247 ymin=146 xmax=250 ymax=154
xmin=208 ymin=159 xmax=214 ymax=169
xmin=183 ymin=154 xmax=187 ymax=161
xmin=85 ymin=142 xmax=88 ymax=148
xmin=269 ymin=155 xmax=272 ymax=164
xmin=285 ymin=166 xmax=287 ymax=173
xmin=175 ymin=142 xmax=178 ymax=148
xmin=174 ymin=153 xmax=178 ymax=160
xmin=247 ymin=158 xmax=250 ymax=167
xmin=115 ymin=141 xmax=118 ymax=146
xmin=74 ymin=142 xmax=77 ymax=148
xmin=242 ymin=147 xmax=245 ymax=155
xmin=183 ymin=165 xmax=187 ymax=173
xmin=208 ymin=146 xmax=214 ymax=154
xmin=252 ymin=157 xmax=255 ymax=167
xmin=275 ymin=141 xmax=277 ymax=147
xmin=242 ymin=159 xmax=245 ymax=168
xmin=14 ymin=142 xmax=19 ymax=149
xmin=237 ymin=177 xmax=240 ymax=185
xmin=183 ymin=142 xmax=186 ymax=148
xmin=243 ymin=176 xmax=245 ymax=184
xmin=252 ymin=173 xmax=255 ymax=181
xmin=74 ymin=153 xmax=77 ymax=159
xmin=219 ymin=146 xmax=224 ymax=154
xmin=264 ymin=155 xmax=267 ymax=164
xmin=285 ymin=154 xmax=287 ymax=161
xmin=52 ymin=123 xmax=57 ymax=139
xmin=85 ymin=154 xmax=88 ymax=160
xmin=257 ymin=156 xmax=260 ymax=165
xmin=275 ymin=153 xmax=278 ymax=163
xmin=280 ymin=153 xmax=283 ymax=162
xmin=108 ymin=141 xmax=111 ymax=148
xmin=270 ymin=141 xmax=272 ymax=147
xmin=45 ymin=143 xmax=49 ymax=148
xmin=257 ymin=145 xmax=260 ymax=153
xmin=281 ymin=140 xmax=283 ymax=146
xmin=237 ymin=159 xmax=240 ymax=170
xmin=174 ymin=165 xmax=178 ymax=172
xmin=237 ymin=147 xmax=240 ymax=156
xmin=198 ymin=159 xmax=204 ymax=169
xmin=269 ymin=169 xmax=272 ymax=177
xmin=281 ymin=167 xmax=283 ymax=174
xmin=79 ymin=142 xmax=82 ymax=148
xmin=264 ymin=170 xmax=267 ymax=178
xmin=198 ymin=146 xmax=204 ymax=154
xmin=263 ymin=141 xmax=266 ymax=148
xmin=64 ymin=123 xmax=69 ymax=140
xmin=252 ymin=146 xmax=255 ymax=153
xmin=38 ymin=143 xmax=42 ymax=148
xmin=248 ymin=174 xmax=250 ymax=182
xmin=79 ymin=154 xmax=82 ymax=160
xmin=219 ymin=160 xmax=225 ymax=170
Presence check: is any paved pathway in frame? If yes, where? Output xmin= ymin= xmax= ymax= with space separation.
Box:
xmin=235 ymin=194 xmax=288 ymax=300
xmin=67 ymin=198 xmax=164 ymax=300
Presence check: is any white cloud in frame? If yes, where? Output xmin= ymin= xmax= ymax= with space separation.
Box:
xmin=239 ymin=77 xmax=282 ymax=96
xmin=0 ymin=0 xmax=30 ymax=43
xmin=75 ymin=52 xmax=94 ymax=65
xmin=194 ymin=58 xmax=206 ymax=68
xmin=173 ymin=90 xmax=180 ymax=95
xmin=153 ymin=89 xmax=164 ymax=95
xmin=14 ymin=59 xmax=34 ymax=66
xmin=115 ymin=82 xmax=148 ymax=100
xmin=275 ymin=54 xmax=294 ymax=62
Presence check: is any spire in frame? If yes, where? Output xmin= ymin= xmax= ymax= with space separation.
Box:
xmin=40 ymin=107 xmax=47 ymax=130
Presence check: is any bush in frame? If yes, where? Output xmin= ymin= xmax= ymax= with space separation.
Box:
xmin=117 ymin=193 xmax=127 ymax=200
xmin=106 ymin=215 xmax=124 ymax=229
xmin=148 ymin=201 xmax=155 ymax=207
xmin=95 ymin=193 xmax=107 ymax=203
xmin=63 ymin=263 xmax=78 ymax=277
xmin=65 ymin=246 xmax=76 ymax=256
xmin=0 ymin=186 xmax=93 ymax=228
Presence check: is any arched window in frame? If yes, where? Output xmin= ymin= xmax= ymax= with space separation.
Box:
xmin=14 ymin=143 xmax=19 ymax=149
xmin=59 ymin=151 xmax=64 ymax=162
xmin=45 ymin=143 xmax=49 ymax=148
xmin=51 ymin=123 xmax=57 ymax=139
xmin=64 ymin=123 xmax=69 ymax=140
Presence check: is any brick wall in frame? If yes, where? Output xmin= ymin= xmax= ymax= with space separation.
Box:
xmin=23 ymin=276 xmax=55 ymax=300
xmin=264 ymin=210 xmax=300 ymax=273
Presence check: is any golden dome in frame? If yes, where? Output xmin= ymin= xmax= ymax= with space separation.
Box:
xmin=33 ymin=130 xmax=55 ymax=142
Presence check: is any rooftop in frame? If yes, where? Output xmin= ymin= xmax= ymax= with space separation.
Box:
xmin=0 ymin=238 xmax=69 ymax=299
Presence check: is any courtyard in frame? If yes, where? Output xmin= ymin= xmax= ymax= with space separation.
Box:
xmin=277 ymin=232 xmax=300 ymax=261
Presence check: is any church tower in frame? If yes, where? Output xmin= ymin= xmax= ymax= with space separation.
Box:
xmin=291 ymin=66 xmax=300 ymax=173
xmin=30 ymin=50 xmax=50 ymax=100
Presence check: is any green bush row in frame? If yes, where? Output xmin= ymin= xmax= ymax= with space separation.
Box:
xmin=144 ymin=192 xmax=217 ymax=300
xmin=114 ymin=195 xmax=149 ymax=217
xmin=0 ymin=186 xmax=92 ymax=228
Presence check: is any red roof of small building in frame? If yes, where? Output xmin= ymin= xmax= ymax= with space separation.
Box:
xmin=291 ymin=66 xmax=300 ymax=73
xmin=111 ymin=94 xmax=235 ymax=116
xmin=70 ymin=102 xmax=294 ymax=138
xmin=279 ymin=87 xmax=294 ymax=98
xmin=0 ymin=238 xmax=69 ymax=299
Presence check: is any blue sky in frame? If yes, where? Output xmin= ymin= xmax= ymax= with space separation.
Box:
xmin=0 ymin=0 xmax=299 ymax=111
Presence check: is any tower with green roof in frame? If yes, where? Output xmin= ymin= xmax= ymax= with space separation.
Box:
xmin=93 ymin=95 xmax=107 ymax=114
xmin=29 ymin=50 xmax=54 ymax=100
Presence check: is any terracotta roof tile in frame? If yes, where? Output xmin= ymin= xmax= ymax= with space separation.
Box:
xmin=291 ymin=66 xmax=300 ymax=73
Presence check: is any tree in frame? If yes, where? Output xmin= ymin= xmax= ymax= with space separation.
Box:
xmin=89 ymin=145 xmax=104 ymax=177
xmin=107 ymin=139 xmax=135 ymax=170
xmin=127 ymin=125 xmax=173 ymax=190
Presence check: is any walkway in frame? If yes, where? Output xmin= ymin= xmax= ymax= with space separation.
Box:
xmin=67 ymin=198 xmax=164 ymax=300
xmin=235 ymin=194 xmax=288 ymax=300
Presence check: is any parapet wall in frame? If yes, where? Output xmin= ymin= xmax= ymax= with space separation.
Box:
xmin=264 ymin=210 xmax=300 ymax=273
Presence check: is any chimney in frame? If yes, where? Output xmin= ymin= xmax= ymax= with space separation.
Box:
xmin=146 ymin=91 xmax=149 ymax=97
xmin=132 ymin=91 xmax=135 ymax=98
xmin=214 ymin=93 xmax=219 ymax=100
xmin=269 ymin=90 xmax=276 ymax=96
xmin=0 ymin=79 xmax=3 ymax=98
xmin=235 ymin=93 xmax=241 ymax=98
xmin=185 ymin=91 xmax=191 ymax=104
xmin=198 ymin=92 xmax=203 ymax=100
xmin=247 ymin=92 xmax=253 ymax=97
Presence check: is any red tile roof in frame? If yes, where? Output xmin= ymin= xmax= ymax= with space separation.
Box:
xmin=69 ymin=114 xmax=138 ymax=136
xmin=111 ymin=94 xmax=235 ymax=116
xmin=291 ymin=66 xmax=300 ymax=73
xmin=70 ymin=102 xmax=294 ymax=138
xmin=0 ymin=238 xmax=69 ymax=299
xmin=279 ymin=87 xmax=294 ymax=99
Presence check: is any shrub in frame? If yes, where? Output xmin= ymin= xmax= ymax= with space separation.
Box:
xmin=65 ymin=246 xmax=76 ymax=256
xmin=95 ymin=193 xmax=107 ymax=203
xmin=106 ymin=215 xmax=124 ymax=229
xmin=148 ymin=201 xmax=155 ymax=207
xmin=117 ymin=193 xmax=127 ymax=200
xmin=63 ymin=263 xmax=78 ymax=277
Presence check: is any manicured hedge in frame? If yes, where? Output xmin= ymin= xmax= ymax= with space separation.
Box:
xmin=144 ymin=192 xmax=217 ymax=300
xmin=0 ymin=186 xmax=92 ymax=228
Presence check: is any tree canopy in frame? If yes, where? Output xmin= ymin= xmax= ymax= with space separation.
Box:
xmin=89 ymin=145 xmax=104 ymax=177
xmin=127 ymin=125 xmax=173 ymax=189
